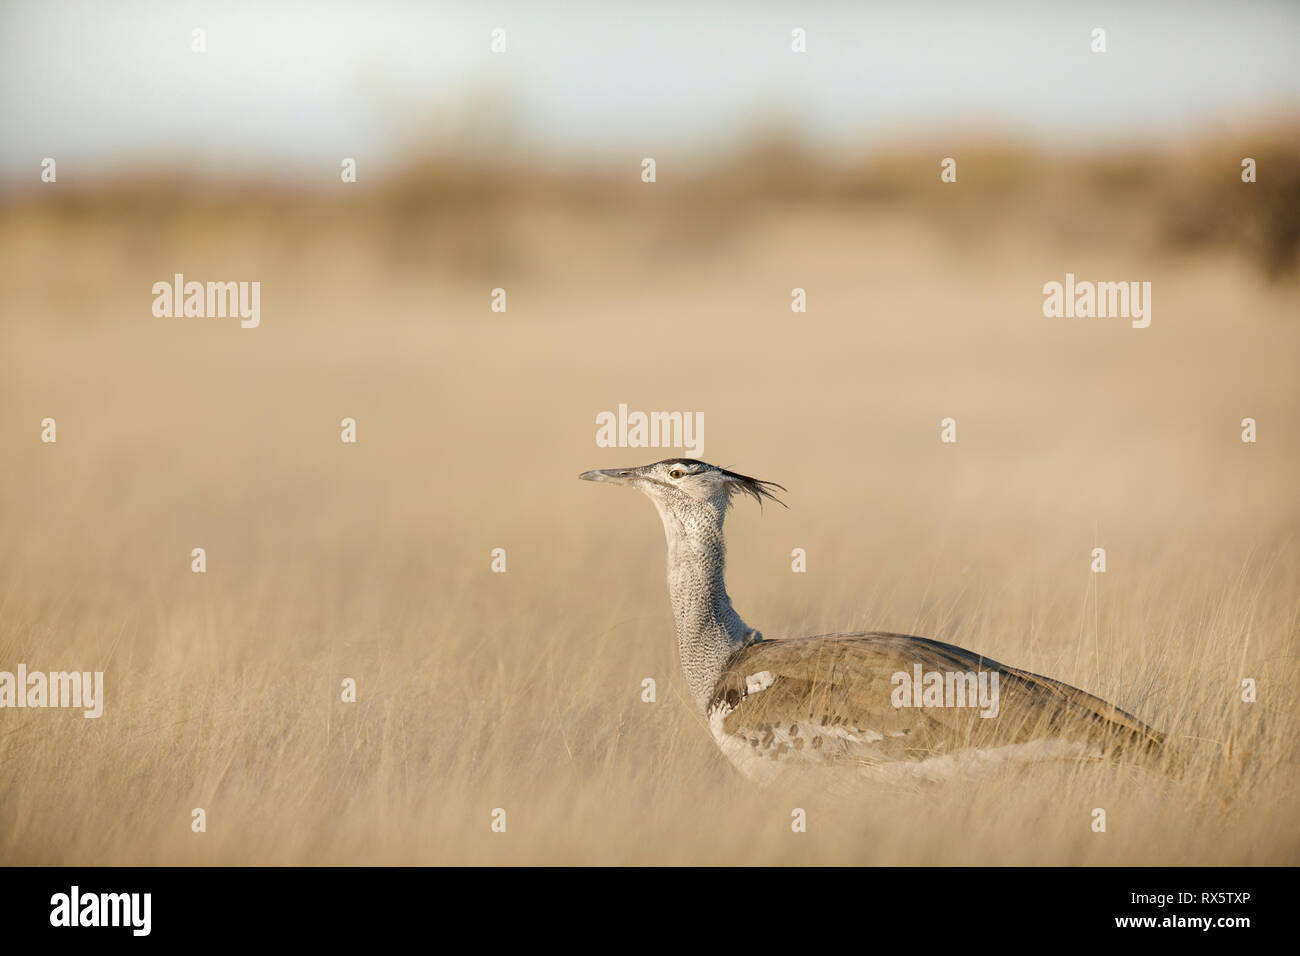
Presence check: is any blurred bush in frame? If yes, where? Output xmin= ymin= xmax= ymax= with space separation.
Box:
xmin=3 ymin=119 xmax=1296 ymax=279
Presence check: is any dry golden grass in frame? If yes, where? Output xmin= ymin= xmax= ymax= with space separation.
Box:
xmin=0 ymin=137 xmax=1297 ymax=864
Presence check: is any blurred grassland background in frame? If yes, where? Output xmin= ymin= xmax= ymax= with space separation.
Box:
xmin=1 ymin=2 xmax=1298 ymax=864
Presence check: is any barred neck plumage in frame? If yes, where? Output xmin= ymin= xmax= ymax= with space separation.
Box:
xmin=650 ymin=496 xmax=759 ymax=710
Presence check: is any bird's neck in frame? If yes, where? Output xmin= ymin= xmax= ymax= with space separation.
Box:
xmin=653 ymin=501 xmax=758 ymax=710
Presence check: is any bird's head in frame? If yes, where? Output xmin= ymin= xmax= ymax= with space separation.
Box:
xmin=579 ymin=459 xmax=785 ymax=522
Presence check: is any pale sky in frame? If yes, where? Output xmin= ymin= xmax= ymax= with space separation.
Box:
xmin=2 ymin=0 xmax=1297 ymax=182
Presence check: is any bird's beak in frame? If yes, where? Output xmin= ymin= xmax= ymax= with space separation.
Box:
xmin=579 ymin=468 xmax=636 ymax=485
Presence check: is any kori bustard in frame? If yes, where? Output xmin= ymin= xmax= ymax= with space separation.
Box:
xmin=580 ymin=458 xmax=1167 ymax=784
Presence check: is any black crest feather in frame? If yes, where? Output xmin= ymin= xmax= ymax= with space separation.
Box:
xmin=717 ymin=465 xmax=787 ymax=510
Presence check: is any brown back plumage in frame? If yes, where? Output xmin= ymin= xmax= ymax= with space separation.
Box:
xmin=709 ymin=632 xmax=1166 ymax=772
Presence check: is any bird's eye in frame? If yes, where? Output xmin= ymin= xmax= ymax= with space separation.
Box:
xmin=668 ymin=469 xmax=684 ymax=479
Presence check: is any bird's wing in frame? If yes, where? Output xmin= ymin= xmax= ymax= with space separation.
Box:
xmin=709 ymin=632 xmax=1162 ymax=771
